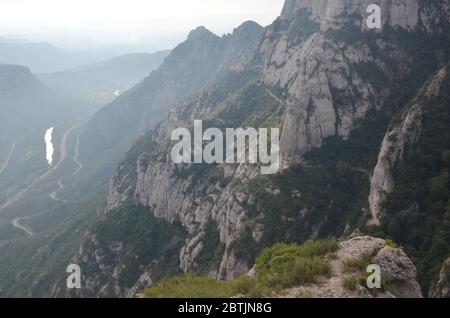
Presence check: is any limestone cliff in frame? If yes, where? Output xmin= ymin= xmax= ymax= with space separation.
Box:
xmin=259 ymin=0 xmax=450 ymax=168
xmin=368 ymin=66 xmax=448 ymax=225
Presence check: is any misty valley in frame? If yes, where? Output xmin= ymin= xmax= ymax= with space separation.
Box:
xmin=0 ymin=0 xmax=449 ymax=303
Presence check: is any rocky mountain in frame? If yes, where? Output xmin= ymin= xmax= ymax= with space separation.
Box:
xmin=67 ymin=21 xmax=264 ymax=198
xmin=81 ymin=21 xmax=264 ymax=158
xmin=38 ymin=51 xmax=171 ymax=107
xmin=47 ymin=0 xmax=450 ymax=297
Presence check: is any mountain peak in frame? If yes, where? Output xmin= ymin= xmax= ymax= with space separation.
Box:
xmin=233 ymin=20 xmax=263 ymax=34
xmin=0 ymin=64 xmax=33 ymax=90
xmin=0 ymin=64 xmax=31 ymax=75
xmin=187 ymin=26 xmax=218 ymax=42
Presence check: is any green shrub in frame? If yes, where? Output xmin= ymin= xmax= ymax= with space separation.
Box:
xmin=296 ymin=290 xmax=314 ymax=298
xmin=342 ymin=255 xmax=372 ymax=273
xmin=385 ymin=239 xmax=402 ymax=249
xmin=342 ymin=275 xmax=359 ymax=290
xmin=255 ymin=239 xmax=337 ymax=289
xmin=428 ymin=172 xmax=449 ymax=199
xmin=143 ymin=274 xmax=235 ymax=298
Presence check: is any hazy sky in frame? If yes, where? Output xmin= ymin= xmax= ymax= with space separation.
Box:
xmin=0 ymin=0 xmax=284 ymax=50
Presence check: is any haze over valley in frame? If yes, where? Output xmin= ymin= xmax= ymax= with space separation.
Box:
xmin=0 ymin=0 xmax=449 ymax=300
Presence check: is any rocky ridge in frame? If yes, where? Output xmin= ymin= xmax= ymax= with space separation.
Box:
xmin=283 ymin=236 xmax=422 ymax=298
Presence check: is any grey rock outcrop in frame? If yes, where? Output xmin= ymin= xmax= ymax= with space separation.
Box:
xmin=286 ymin=236 xmax=422 ymax=298
xmin=373 ymin=246 xmax=422 ymax=298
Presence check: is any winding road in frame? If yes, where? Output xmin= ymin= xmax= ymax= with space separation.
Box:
xmin=0 ymin=121 xmax=81 ymax=211
xmin=12 ymin=217 xmax=34 ymax=236
xmin=49 ymin=180 xmax=66 ymax=203
xmin=2 ymin=120 xmax=84 ymax=235
xmin=0 ymin=132 xmax=32 ymax=177
xmin=72 ymin=130 xmax=83 ymax=176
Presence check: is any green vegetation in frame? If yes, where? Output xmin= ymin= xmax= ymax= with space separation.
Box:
xmin=342 ymin=275 xmax=359 ymax=291
xmin=0 ymin=191 xmax=103 ymax=297
xmin=296 ymin=290 xmax=314 ymax=298
xmin=207 ymin=82 xmax=284 ymax=130
xmin=144 ymin=239 xmax=337 ymax=298
xmin=353 ymin=62 xmax=390 ymax=90
xmin=90 ymin=201 xmax=187 ymax=291
xmin=143 ymin=274 xmax=243 ymax=298
xmin=255 ymin=240 xmax=337 ymax=288
xmin=342 ymin=255 xmax=372 ymax=273
xmin=385 ymin=239 xmax=402 ymax=249
xmin=230 ymin=164 xmax=368 ymax=266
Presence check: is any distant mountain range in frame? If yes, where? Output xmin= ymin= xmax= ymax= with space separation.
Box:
xmin=0 ymin=38 xmax=119 ymax=73
xmin=38 ymin=50 xmax=171 ymax=107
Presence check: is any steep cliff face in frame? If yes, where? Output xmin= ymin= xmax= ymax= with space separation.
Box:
xmin=64 ymin=0 xmax=450 ymax=297
xmin=259 ymin=0 xmax=450 ymax=168
xmin=369 ymin=67 xmax=448 ymax=225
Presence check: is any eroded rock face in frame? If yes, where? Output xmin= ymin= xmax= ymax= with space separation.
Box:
xmin=257 ymin=3 xmax=427 ymax=168
xmin=368 ymin=67 xmax=448 ymax=225
xmin=337 ymin=236 xmax=385 ymax=260
xmin=260 ymin=0 xmax=450 ymax=169
xmin=261 ymin=34 xmax=381 ymax=167
xmin=373 ymin=246 xmax=422 ymax=298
